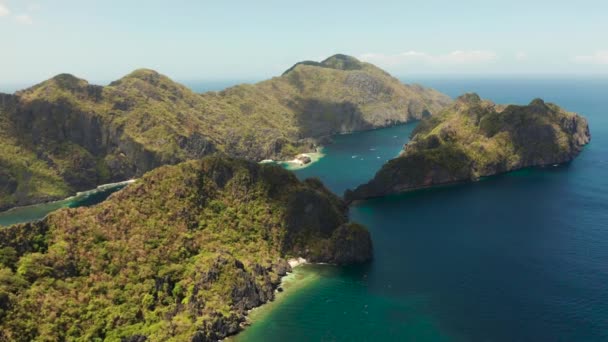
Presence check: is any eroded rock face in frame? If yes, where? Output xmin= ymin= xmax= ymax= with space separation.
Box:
xmin=305 ymin=223 xmax=373 ymax=265
xmin=0 ymin=83 xmax=218 ymax=211
xmin=348 ymin=94 xmax=591 ymax=200
xmin=10 ymin=94 xmax=216 ymax=181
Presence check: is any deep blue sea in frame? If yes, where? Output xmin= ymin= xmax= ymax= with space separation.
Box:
xmin=235 ymin=78 xmax=608 ymax=341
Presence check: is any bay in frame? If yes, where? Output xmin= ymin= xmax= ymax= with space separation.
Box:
xmin=236 ymin=78 xmax=608 ymax=341
xmin=0 ymin=181 xmax=133 ymax=227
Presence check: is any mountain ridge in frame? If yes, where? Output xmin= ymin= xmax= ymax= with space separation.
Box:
xmin=0 ymin=54 xmax=451 ymax=211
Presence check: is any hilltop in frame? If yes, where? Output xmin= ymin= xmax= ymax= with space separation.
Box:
xmin=348 ymin=94 xmax=591 ymax=200
xmin=0 ymin=156 xmax=372 ymax=341
xmin=0 ymin=54 xmax=451 ymax=210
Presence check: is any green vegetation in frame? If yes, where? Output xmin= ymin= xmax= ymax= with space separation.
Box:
xmin=349 ymin=93 xmax=591 ymax=199
xmin=0 ymin=156 xmax=372 ymax=341
xmin=281 ymin=54 xmax=367 ymax=75
xmin=0 ymin=54 xmax=451 ymax=211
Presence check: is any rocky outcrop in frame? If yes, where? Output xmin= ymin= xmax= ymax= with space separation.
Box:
xmin=306 ymin=223 xmax=373 ymax=265
xmin=348 ymin=94 xmax=591 ymax=200
xmin=181 ymin=255 xmax=288 ymax=341
xmin=295 ymin=154 xmax=312 ymax=164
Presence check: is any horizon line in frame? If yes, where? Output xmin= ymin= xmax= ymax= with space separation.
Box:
xmin=1 ymin=73 xmax=608 ymax=94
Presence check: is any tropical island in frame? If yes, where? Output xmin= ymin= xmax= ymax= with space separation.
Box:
xmin=347 ymin=93 xmax=591 ymax=200
xmin=0 ymin=54 xmax=594 ymax=342
xmin=0 ymin=54 xmax=450 ymax=211
xmin=0 ymin=157 xmax=372 ymax=341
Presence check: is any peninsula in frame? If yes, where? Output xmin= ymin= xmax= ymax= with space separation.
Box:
xmin=348 ymin=93 xmax=591 ymax=200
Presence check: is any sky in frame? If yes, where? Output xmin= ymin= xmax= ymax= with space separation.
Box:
xmin=1 ymin=0 xmax=608 ymax=87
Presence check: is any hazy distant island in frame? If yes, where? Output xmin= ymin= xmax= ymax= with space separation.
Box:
xmin=0 ymin=157 xmax=372 ymax=341
xmin=0 ymin=54 xmax=450 ymax=211
xmin=347 ymin=93 xmax=591 ymax=200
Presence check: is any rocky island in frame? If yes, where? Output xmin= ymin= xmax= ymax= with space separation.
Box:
xmin=0 ymin=54 xmax=450 ymax=211
xmin=348 ymin=93 xmax=591 ymax=200
xmin=0 ymin=156 xmax=372 ymax=341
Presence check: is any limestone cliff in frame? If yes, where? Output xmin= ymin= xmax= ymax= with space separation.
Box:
xmin=348 ymin=94 xmax=591 ymax=200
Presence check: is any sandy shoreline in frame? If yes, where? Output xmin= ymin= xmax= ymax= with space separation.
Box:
xmin=288 ymin=257 xmax=308 ymax=268
xmin=282 ymin=149 xmax=325 ymax=170
xmin=258 ymin=148 xmax=325 ymax=171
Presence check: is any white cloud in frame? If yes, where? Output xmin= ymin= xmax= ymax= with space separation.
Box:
xmin=439 ymin=50 xmax=498 ymax=64
xmin=400 ymin=51 xmax=428 ymax=58
xmin=574 ymin=51 xmax=608 ymax=65
xmin=0 ymin=4 xmax=10 ymax=17
xmin=515 ymin=51 xmax=528 ymax=61
xmin=359 ymin=50 xmax=497 ymax=66
xmin=15 ymin=14 xmax=33 ymax=25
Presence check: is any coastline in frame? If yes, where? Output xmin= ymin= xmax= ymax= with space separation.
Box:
xmin=229 ymin=259 xmax=322 ymax=341
xmin=281 ymin=148 xmax=326 ymax=171
xmin=0 ymin=179 xmax=136 ymax=214
xmin=258 ymin=149 xmax=326 ymax=171
xmin=0 ymin=179 xmax=136 ymax=227
xmin=347 ymin=160 xmax=578 ymax=203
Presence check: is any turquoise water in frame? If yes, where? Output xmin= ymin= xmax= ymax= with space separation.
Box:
xmin=2 ymin=78 xmax=607 ymax=341
xmin=0 ymin=182 xmax=131 ymax=227
xmin=290 ymin=124 xmax=417 ymax=196
xmin=237 ymin=78 xmax=608 ymax=341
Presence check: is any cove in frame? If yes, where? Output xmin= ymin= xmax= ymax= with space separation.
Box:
xmin=235 ymin=78 xmax=608 ymax=341
xmin=0 ymin=180 xmax=134 ymax=227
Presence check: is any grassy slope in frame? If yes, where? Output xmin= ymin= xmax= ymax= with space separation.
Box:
xmin=349 ymin=93 xmax=590 ymax=199
xmin=0 ymin=55 xmax=451 ymax=210
xmin=0 ymin=157 xmax=371 ymax=341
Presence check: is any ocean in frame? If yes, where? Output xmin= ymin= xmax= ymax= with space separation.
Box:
xmin=235 ymin=77 xmax=608 ymax=341
xmin=2 ymin=77 xmax=607 ymax=341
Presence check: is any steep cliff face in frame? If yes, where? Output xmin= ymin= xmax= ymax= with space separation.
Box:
xmin=200 ymin=54 xmax=450 ymax=158
xmin=348 ymin=94 xmax=591 ymax=200
xmin=0 ymin=74 xmax=200 ymax=210
xmin=0 ymin=55 xmax=451 ymax=211
xmin=272 ymin=54 xmax=451 ymax=136
xmin=0 ymin=157 xmax=372 ymax=341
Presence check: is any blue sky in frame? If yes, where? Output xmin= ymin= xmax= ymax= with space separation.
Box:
xmin=1 ymin=0 xmax=607 ymax=86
